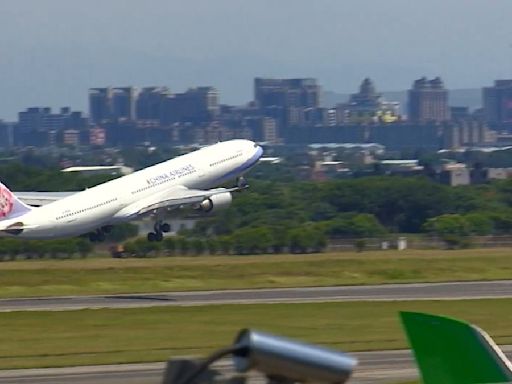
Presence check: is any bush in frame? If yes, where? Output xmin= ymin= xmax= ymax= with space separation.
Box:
xmin=206 ymin=238 xmax=218 ymax=255
xmin=162 ymin=237 xmax=176 ymax=256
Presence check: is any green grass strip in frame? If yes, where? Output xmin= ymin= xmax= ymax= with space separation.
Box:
xmin=1 ymin=298 xmax=512 ymax=369
xmin=1 ymin=249 xmax=512 ymax=298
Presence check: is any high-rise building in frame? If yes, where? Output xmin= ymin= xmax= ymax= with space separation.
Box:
xmin=254 ymin=78 xmax=320 ymax=128
xmin=89 ymin=88 xmax=113 ymax=124
xmin=136 ymin=87 xmax=171 ymax=122
xmin=18 ymin=107 xmax=53 ymax=132
xmin=18 ymin=107 xmax=84 ymax=132
xmin=112 ymin=87 xmax=137 ymax=121
xmin=408 ymin=77 xmax=450 ymax=123
xmin=90 ymin=87 xmax=138 ymax=123
xmin=254 ymin=78 xmax=320 ymax=109
xmin=17 ymin=107 xmax=88 ymax=147
xmin=482 ymin=80 xmax=512 ymax=124
xmin=161 ymin=86 xmax=219 ymax=124
xmin=0 ymin=121 xmax=13 ymax=148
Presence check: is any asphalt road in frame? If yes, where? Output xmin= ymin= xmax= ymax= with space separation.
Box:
xmin=0 ymin=350 xmax=417 ymax=384
xmin=2 ymin=281 xmax=512 ymax=383
xmin=5 ymin=346 xmax=512 ymax=384
xmin=2 ymin=280 xmax=512 ymax=312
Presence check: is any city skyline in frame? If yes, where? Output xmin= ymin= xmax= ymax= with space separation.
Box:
xmin=1 ymin=0 xmax=512 ymax=120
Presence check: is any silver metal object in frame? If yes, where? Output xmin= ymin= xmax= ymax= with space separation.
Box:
xmin=232 ymin=329 xmax=357 ymax=384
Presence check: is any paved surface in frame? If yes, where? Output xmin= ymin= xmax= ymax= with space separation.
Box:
xmin=2 ymin=280 xmax=512 ymax=312
xmin=4 ymin=346 xmax=512 ymax=384
xmin=0 ymin=350 xmax=416 ymax=384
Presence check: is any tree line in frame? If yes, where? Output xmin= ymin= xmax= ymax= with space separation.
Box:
xmin=187 ymin=175 xmax=512 ymax=249
xmin=3 ymin=161 xmax=512 ymax=255
xmin=0 ymin=238 xmax=93 ymax=260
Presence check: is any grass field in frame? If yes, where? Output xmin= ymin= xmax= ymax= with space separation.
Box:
xmin=0 ymin=249 xmax=512 ymax=298
xmin=1 ymin=298 xmax=512 ymax=369
xmin=2 ymin=248 xmax=512 ymax=297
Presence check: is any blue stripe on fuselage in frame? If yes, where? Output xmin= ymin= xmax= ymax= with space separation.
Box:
xmin=213 ymin=146 xmax=263 ymax=184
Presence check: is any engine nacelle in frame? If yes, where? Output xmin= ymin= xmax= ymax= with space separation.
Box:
xmin=198 ymin=192 xmax=232 ymax=213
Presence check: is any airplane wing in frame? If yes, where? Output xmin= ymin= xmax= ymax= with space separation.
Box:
xmin=14 ymin=192 xmax=77 ymax=206
xmin=134 ymin=185 xmax=242 ymax=216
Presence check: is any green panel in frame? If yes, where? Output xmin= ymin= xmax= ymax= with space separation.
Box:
xmin=400 ymin=311 xmax=512 ymax=384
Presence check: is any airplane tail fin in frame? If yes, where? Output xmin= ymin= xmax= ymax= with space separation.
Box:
xmin=0 ymin=182 xmax=32 ymax=221
xmin=400 ymin=311 xmax=512 ymax=384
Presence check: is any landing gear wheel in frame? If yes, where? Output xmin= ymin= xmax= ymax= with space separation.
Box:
xmin=89 ymin=230 xmax=106 ymax=242
xmin=88 ymin=232 xmax=98 ymax=242
xmin=101 ymin=225 xmax=113 ymax=234
xmin=237 ymin=176 xmax=248 ymax=189
xmin=147 ymin=232 xmax=157 ymax=242
xmin=161 ymin=223 xmax=171 ymax=233
xmin=96 ymin=231 xmax=106 ymax=242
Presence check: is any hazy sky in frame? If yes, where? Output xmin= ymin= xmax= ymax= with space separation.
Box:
xmin=1 ymin=0 xmax=512 ymax=120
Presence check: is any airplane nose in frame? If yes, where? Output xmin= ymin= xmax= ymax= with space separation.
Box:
xmin=255 ymin=145 xmax=263 ymax=159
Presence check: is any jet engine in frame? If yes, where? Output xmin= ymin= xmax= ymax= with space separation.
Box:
xmin=198 ymin=192 xmax=232 ymax=213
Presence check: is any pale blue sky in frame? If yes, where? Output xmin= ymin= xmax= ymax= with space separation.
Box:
xmin=1 ymin=0 xmax=512 ymax=120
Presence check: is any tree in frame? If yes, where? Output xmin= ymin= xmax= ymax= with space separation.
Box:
xmin=270 ymin=226 xmax=289 ymax=254
xmin=107 ymin=223 xmax=139 ymax=242
xmin=131 ymin=238 xmax=157 ymax=257
xmin=423 ymin=214 xmax=471 ymax=249
xmin=289 ymin=228 xmax=309 ymax=253
xmin=351 ymin=214 xmax=387 ymax=238
xmin=176 ymin=237 xmax=190 ymax=255
xmin=206 ymin=238 xmax=218 ymax=255
xmin=217 ymin=236 xmax=233 ymax=255
xmin=190 ymin=239 xmax=205 ymax=256
xmin=232 ymin=227 xmax=272 ymax=255
xmin=123 ymin=240 xmax=137 ymax=257
xmin=423 ymin=214 xmax=470 ymax=237
xmin=75 ymin=239 xmax=93 ymax=258
xmin=326 ymin=214 xmax=386 ymax=238
xmin=288 ymin=226 xmax=326 ymax=254
xmin=465 ymin=213 xmax=493 ymax=235
xmin=162 ymin=237 xmax=176 ymax=256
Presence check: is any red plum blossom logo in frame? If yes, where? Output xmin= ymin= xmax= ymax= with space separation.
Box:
xmin=0 ymin=186 xmax=14 ymax=218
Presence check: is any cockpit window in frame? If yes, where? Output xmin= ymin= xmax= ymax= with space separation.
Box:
xmin=254 ymin=143 xmax=259 ymax=148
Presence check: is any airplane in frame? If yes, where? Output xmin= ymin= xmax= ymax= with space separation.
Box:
xmin=0 ymin=139 xmax=263 ymax=242
xmin=400 ymin=311 xmax=512 ymax=384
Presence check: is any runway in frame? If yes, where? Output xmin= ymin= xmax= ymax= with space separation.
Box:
xmin=3 ymin=346 xmax=512 ymax=384
xmin=0 ymin=350 xmax=417 ymax=384
xmin=2 ymin=281 xmax=512 ymax=383
xmin=0 ymin=280 xmax=512 ymax=312
xmin=2 ymin=280 xmax=512 ymax=312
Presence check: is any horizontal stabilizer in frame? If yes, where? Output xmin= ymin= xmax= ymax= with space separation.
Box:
xmin=14 ymin=191 xmax=77 ymax=206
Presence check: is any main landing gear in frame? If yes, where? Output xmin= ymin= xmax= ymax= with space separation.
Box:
xmin=88 ymin=225 xmax=113 ymax=242
xmin=147 ymin=220 xmax=171 ymax=242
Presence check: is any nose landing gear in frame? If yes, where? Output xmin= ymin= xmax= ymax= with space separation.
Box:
xmin=237 ymin=176 xmax=248 ymax=189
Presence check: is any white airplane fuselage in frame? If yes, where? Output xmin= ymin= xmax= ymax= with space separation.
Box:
xmin=0 ymin=139 xmax=263 ymax=239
